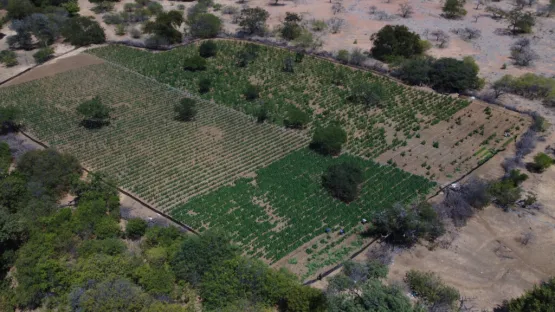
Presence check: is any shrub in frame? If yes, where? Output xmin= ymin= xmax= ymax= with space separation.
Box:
xmin=198 ymin=40 xmax=217 ymax=58
xmin=103 ymin=12 xmax=124 ymax=25
xmin=488 ymin=179 xmax=522 ymax=209
xmin=125 ymin=218 xmax=148 ymax=239
xmin=91 ymin=1 xmax=115 ymax=14
xmin=336 ymin=49 xmax=350 ymax=63
xmin=62 ymin=17 xmax=106 ymax=46
xmin=189 ymin=13 xmax=221 ymax=38
xmin=284 ymin=106 xmax=310 ymax=129
xmin=174 ymin=98 xmax=197 ymax=121
xmin=243 ymin=84 xmax=260 ymax=101
xmin=322 ymin=162 xmax=363 ymax=202
xmin=370 ymin=25 xmax=423 ymax=62
xmin=281 ymin=12 xmax=302 ymax=41
xmin=198 ymin=78 xmax=211 ymax=93
xmin=310 ymin=125 xmax=347 ymax=156
xmin=115 ymin=24 xmax=126 ymax=36
xmin=0 ymin=106 xmax=20 ymax=133
xmin=183 ymin=55 xmax=207 ymax=71
xmin=531 ymin=152 xmax=553 ymax=172
xmin=32 ymin=47 xmax=54 ymax=64
xmin=0 ymin=50 xmax=18 ymax=67
xmin=236 ymin=44 xmax=259 ymax=67
xmin=130 ymin=27 xmax=141 ymax=39
xmin=77 ymin=96 xmax=110 ymax=129
xmin=405 ymin=270 xmax=460 ymax=308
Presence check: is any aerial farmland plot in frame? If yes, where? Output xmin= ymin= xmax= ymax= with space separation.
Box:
xmin=0 ymin=40 xmax=529 ymax=278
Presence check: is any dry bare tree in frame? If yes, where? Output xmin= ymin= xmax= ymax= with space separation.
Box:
xmin=399 ymin=2 xmax=414 ymax=17
xmin=369 ymin=5 xmax=378 ymax=14
xmin=520 ymin=230 xmax=535 ymax=245
xmin=332 ymin=1 xmax=345 ymax=14
xmin=327 ymin=17 xmax=345 ymax=33
xmin=472 ymin=14 xmax=481 ymax=22
xmin=474 ymin=0 xmax=490 ymax=9
xmin=430 ymin=30 xmax=450 ymax=47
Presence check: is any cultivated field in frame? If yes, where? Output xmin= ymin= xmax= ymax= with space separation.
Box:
xmin=90 ymin=41 xmax=528 ymax=183
xmin=0 ymin=41 xmax=530 ymax=278
xmin=0 ymin=57 xmax=308 ymax=210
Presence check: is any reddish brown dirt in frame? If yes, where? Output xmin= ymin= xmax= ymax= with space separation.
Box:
xmin=1 ymin=54 xmax=104 ymax=87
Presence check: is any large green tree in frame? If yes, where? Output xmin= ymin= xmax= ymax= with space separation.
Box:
xmin=370 ymin=25 xmax=424 ymax=62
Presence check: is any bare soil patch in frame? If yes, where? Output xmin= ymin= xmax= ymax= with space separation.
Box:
xmin=1 ymin=54 xmax=104 ymax=87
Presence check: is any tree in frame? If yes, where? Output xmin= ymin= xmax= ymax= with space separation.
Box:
xmin=370 ymin=25 xmax=424 ymax=62
xmin=531 ymin=152 xmax=553 ymax=172
xmin=284 ymin=106 xmax=310 ymax=129
xmin=430 ymin=30 xmax=450 ymax=48
xmin=281 ymin=12 xmax=302 ymax=40
xmin=7 ymin=19 xmax=34 ymax=50
xmin=183 ymin=55 xmax=207 ymax=71
xmin=405 ymin=270 xmax=460 ymax=310
xmin=125 ymin=218 xmax=147 ymax=239
xmin=68 ymin=278 xmax=151 ymax=312
xmin=0 ymin=106 xmax=20 ymax=133
xmin=383 ymin=202 xmax=443 ymax=245
xmin=331 ymin=1 xmax=344 ymax=14
xmin=474 ymin=0 xmax=490 ymax=9
xmin=499 ymin=277 xmax=555 ymax=311
xmin=349 ymin=82 xmax=386 ymax=107
xmin=442 ymin=0 xmax=467 ymax=18
xmin=77 ymin=96 xmax=110 ymax=129
xmin=492 ymin=75 xmax=515 ymax=98
xmin=282 ymin=56 xmax=295 ymax=73
xmin=144 ymin=10 xmax=184 ymax=44
xmin=506 ymin=9 xmax=535 ymax=33
xmin=198 ymin=78 xmax=211 ymax=93
xmin=199 ymin=40 xmax=218 ymax=57
xmin=6 ymin=0 xmax=35 ymax=19
xmin=238 ymin=7 xmax=269 ymax=35
xmin=174 ymin=98 xmax=197 ymax=121
xmin=429 ymin=57 xmax=482 ymax=93
xmin=243 ymin=83 xmax=260 ymax=101
xmin=510 ymin=39 xmax=538 ymax=66
xmin=17 ymin=149 xmax=81 ymax=197
xmin=396 ymin=57 xmax=433 ymax=86
xmin=398 ymin=2 xmax=414 ymax=18
xmin=327 ymin=17 xmax=344 ymax=34
xmin=322 ymin=162 xmax=363 ymax=202
xmin=310 ymin=125 xmax=347 ymax=156
xmin=188 ymin=13 xmax=221 ymax=38
xmin=62 ymin=16 xmax=106 ymax=46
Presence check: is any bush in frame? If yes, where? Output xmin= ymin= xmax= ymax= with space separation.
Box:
xmin=130 ymin=27 xmax=141 ymax=39
xmin=103 ymin=12 xmax=124 ymax=25
xmin=198 ymin=40 xmax=217 ymax=58
xmin=174 ymin=98 xmax=197 ymax=121
xmin=198 ymin=78 xmax=211 ymax=93
xmin=236 ymin=44 xmax=259 ymax=67
xmin=0 ymin=50 xmax=18 ymax=67
xmin=370 ymin=25 xmax=423 ymax=62
xmin=91 ymin=1 xmax=115 ymax=14
xmin=281 ymin=13 xmax=302 ymax=41
xmin=238 ymin=7 xmax=269 ymax=35
xmin=125 ymin=218 xmax=147 ymax=239
xmin=405 ymin=270 xmax=460 ymax=308
xmin=0 ymin=106 xmax=20 ymax=133
xmin=32 ymin=47 xmax=54 ymax=64
xmin=189 ymin=13 xmax=221 ymax=38
xmin=183 ymin=55 xmax=207 ymax=71
xmin=310 ymin=125 xmax=347 ymax=156
xmin=243 ymin=84 xmax=260 ymax=101
xmin=336 ymin=49 xmax=349 ymax=63
xmin=62 ymin=17 xmax=106 ymax=46
xmin=77 ymin=96 xmax=110 ymax=128
xmin=488 ymin=179 xmax=522 ymax=209
xmin=322 ymin=162 xmax=363 ymax=202
xmin=531 ymin=152 xmax=553 ymax=172
xmin=284 ymin=106 xmax=310 ymax=129
xmin=396 ymin=57 xmax=433 ymax=86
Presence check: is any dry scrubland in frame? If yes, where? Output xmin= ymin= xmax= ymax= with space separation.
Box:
xmin=0 ymin=40 xmax=531 ymax=280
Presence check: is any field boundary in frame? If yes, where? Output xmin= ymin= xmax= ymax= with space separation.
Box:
xmin=15 ymin=129 xmax=200 ymax=235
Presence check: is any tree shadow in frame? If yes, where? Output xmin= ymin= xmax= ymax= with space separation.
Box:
xmin=80 ymin=119 xmax=110 ymax=130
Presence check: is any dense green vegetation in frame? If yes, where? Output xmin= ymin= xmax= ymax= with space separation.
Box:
xmin=172 ymin=148 xmax=435 ymax=262
xmin=497 ymin=277 xmax=555 ymax=312
xmin=405 ymin=270 xmax=460 ymax=310
xmin=370 ymin=25 xmax=425 ymax=62
xmin=89 ymin=41 xmax=469 ymax=159
xmin=0 ymin=148 xmax=326 ymax=311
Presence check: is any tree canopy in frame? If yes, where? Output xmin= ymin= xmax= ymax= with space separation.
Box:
xmin=310 ymin=125 xmax=347 ymax=156
xmin=370 ymin=25 xmax=424 ymax=62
